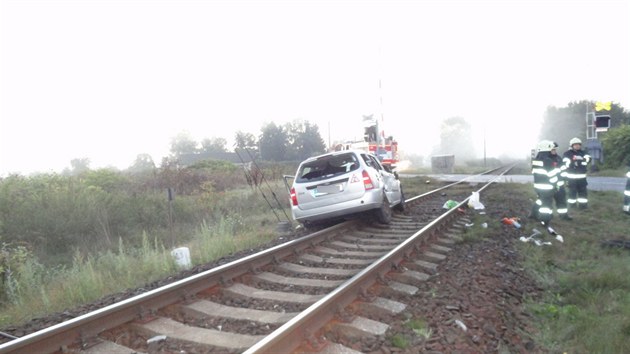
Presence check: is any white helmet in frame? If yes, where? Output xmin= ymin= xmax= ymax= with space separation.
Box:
xmin=537 ymin=140 xmax=555 ymax=152
xmin=570 ymin=137 xmax=582 ymax=146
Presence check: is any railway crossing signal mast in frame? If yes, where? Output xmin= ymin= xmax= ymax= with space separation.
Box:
xmin=333 ymin=114 xmax=399 ymax=168
xmin=585 ymin=101 xmax=611 ymax=165
xmin=333 ymin=77 xmax=400 ymax=168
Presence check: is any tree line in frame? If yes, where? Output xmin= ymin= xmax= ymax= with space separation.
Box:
xmin=169 ymin=120 xmax=327 ymax=165
xmin=61 ymin=120 xmax=327 ymax=176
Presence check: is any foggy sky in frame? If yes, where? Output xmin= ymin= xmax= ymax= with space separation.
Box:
xmin=1 ymin=0 xmax=629 ymax=175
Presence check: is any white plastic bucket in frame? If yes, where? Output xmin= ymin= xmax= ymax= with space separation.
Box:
xmin=171 ymin=247 xmax=192 ymax=270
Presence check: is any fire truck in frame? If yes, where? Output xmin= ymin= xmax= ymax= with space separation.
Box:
xmin=333 ymin=114 xmax=399 ymax=168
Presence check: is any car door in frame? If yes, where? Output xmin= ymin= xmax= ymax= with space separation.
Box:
xmin=368 ymin=155 xmax=400 ymax=205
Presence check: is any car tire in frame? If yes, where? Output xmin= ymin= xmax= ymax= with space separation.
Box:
xmin=394 ymin=186 xmax=406 ymax=212
xmin=374 ymin=194 xmax=392 ymax=224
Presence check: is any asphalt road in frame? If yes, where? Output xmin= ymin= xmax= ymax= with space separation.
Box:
xmin=402 ymin=174 xmax=627 ymax=192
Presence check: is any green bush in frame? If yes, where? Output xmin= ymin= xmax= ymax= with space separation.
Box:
xmin=0 ymin=162 xmax=282 ymax=264
xmin=602 ymin=125 xmax=630 ymax=168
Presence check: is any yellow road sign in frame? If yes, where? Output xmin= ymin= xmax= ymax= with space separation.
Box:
xmin=595 ymin=101 xmax=612 ymax=111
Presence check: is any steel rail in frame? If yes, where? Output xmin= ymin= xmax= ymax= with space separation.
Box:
xmin=244 ymin=166 xmax=513 ymax=353
xmin=0 ymin=166 xmax=511 ymax=353
xmin=405 ymin=165 xmax=507 ymax=204
xmin=0 ymin=221 xmax=360 ymax=354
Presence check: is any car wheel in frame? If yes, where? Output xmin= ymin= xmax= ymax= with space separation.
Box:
xmin=394 ymin=186 xmax=406 ymax=212
xmin=375 ymin=194 xmax=392 ymax=224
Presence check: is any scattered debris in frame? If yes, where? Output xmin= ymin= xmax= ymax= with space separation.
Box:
xmin=519 ymin=228 xmax=557 ymax=246
xmin=546 ymin=226 xmax=564 ymax=242
xmin=442 ymin=200 xmax=458 ymax=209
xmin=454 ymin=319 xmax=468 ymax=331
xmin=502 ymin=217 xmax=522 ymax=229
xmin=468 ymin=192 xmax=485 ymax=210
xmin=147 ymin=335 xmax=167 ymax=344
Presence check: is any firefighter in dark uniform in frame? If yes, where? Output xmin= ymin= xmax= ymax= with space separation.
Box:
xmin=624 ymin=160 xmax=630 ymax=215
xmin=531 ymin=140 xmax=560 ymax=225
xmin=562 ymin=137 xmax=591 ymax=209
xmin=551 ymin=142 xmax=571 ymax=219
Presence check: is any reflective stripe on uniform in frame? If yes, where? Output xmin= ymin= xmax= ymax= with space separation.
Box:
xmin=626 ymin=171 xmax=630 ymax=178
xmin=624 ymin=190 xmax=630 ymax=196
xmin=532 ymin=160 xmax=544 ymax=167
xmin=532 ymin=168 xmax=547 ymax=175
xmin=539 ymin=207 xmax=553 ymax=214
xmin=560 ymin=165 xmax=568 ymax=178
xmin=567 ymin=199 xmax=577 ymax=204
xmin=557 ymin=181 xmax=565 ymax=187
xmin=534 ymin=183 xmax=553 ymax=190
xmin=577 ymin=198 xmax=588 ymax=203
xmin=557 ymin=208 xmax=568 ymax=214
xmin=566 ymin=173 xmax=587 ymax=179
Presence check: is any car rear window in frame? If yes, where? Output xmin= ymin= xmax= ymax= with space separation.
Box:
xmin=296 ymin=152 xmax=359 ymax=182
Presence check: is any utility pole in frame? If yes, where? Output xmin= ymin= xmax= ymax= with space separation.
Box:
xmin=483 ymin=121 xmax=486 ymax=167
xmin=328 ymin=121 xmax=331 ymax=150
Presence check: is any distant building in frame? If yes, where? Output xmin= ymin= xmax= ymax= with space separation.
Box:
xmin=431 ymin=155 xmax=455 ymax=173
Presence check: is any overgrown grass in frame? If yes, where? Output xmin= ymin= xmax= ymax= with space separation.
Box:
xmin=0 ymin=184 xmax=283 ymax=328
xmin=390 ymin=333 xmax=409 ymax=348
xmin=501 ymin=185 xmax=630 ymax=353
xmin=406 ymin=178 xmax=630 ymax=352
xmin=427 ymin=181 xmax=629 ymax=352
xmin=2 ymin=166 xmax=628 ymax=353
xmin=406 ymin=317 xmax=433 ymax=340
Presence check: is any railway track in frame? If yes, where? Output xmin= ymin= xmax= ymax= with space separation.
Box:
xmin=0 ymin=167 xmax=513 ymax=354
